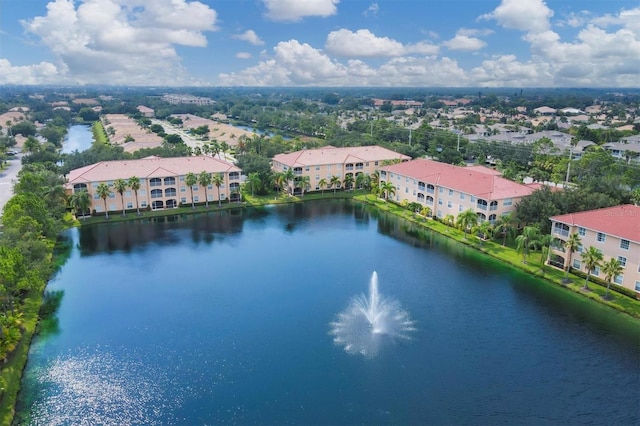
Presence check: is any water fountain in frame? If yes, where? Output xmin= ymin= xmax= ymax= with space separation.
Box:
xmin=330 ymin=271 xmax=416 ymax=358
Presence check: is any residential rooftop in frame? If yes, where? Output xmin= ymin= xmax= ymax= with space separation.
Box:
xmin=550 ymin=204 xmax=640 ymax=243
xmin=273 ymin=146 xmax=410 ymax=167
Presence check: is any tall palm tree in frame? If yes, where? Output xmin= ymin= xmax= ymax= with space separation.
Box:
xmin=297 ymin=175 xmax=310 ymax=197
xmin=128 ymin=176 xmax=141 ymax=215
xmin=538 ymin=233 xmax=554 ymax=269
xmin=456 ymin=209 xmax=478 ymax=239
xmin=185 ymin=172 xmax=197 ymax=209
xmin=96 ymin=183 xmax=111 ymax=219
xmin=343 ymin=174 xmax=354 ymax=191
xmin=330 ymin=175 xmax=341 ymax=194
xmin=515 ymin=225 xmax=541 ymax=263
xmin=69 ymin=190 xmax=91 ymax=219
xmin=581 ymin=246 xmax=603 ymax=291
xmin=247 ymin=172 xmax=261 ymax=196
xmin=474 ymin=220 xmax=494 ymax=241
xmin=113 ymin=178 xmax=128 ymax=216
xmin=283 ymin=168 xmax=295 ymax=195
xmin=494 ymin=213 xmax=515 ymax=246
xmin=379 ymin=181 xmax=395 ymax=200
xmin=562 ymin=233 xmax=581 ymax=284
xmin=443 ymin=214 xmax=455 ymax=227
xmin=273 ymin=172 xmax=285 ymax=194
xmin=602 ymin=258 xmax=623 ymax=300
xmin=198 ymin=171 xmax=212 ymax=208
xmin=318 ymin=178 xmax=328 ymax=194
xmin=212 ymin=173 xmax=224 ymax=206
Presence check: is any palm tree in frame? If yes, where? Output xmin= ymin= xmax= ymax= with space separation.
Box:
xmin=198 ymin=171 xmax=213 ymax=207
xmin=474 ymin=220 xmax=494 ymax=241
xmin=283 ymin=168 xmax=295 ymax=195
xmin=247 ymin=172 xmax=261 ymax=196
xmin=128 ymin=176 xmax=141 ymax=215
xmin=443 ymin=214 xmax=455 ymax=227
xmin=297 ymin=175 xmax=310 ymax=197
xmin=343 ymin=174 xmax=354 ymax=191
xmin=273 ymin=172 xmax=285 ymax=194
xmin=379 ymin=181 xmax=396 ymax=200
xmin=581 ymin=246 xmax=603 ymax=291
xmin=113 ymin=178 xmax=128 ymax=216
xmin=355 ymin=173 xmax=369 ymax=191
xmin=494 ymin=213 xmax=515 ymax=246
xmin=602 ymin=258 xmax=623 ymax=300
xmin=212 ymin=173 xmax=224 ymax=206
xmin=456 ymin=209 xmax=478 ymax=239
xmin=69 ymin=190 xmax=91 ymax=218
xmin=515 ymin=225 xmax=541 ymax=263
xmin=420 ymin=206 xmax=431 ymax=218
xmin=562 ymin=233 xmax=581 ymax=284
xmin=538 ymin=233 xmax=553 ymax=270
xmin=185 ymin=172 xmax=197 ymax=209
xmin=96 ymin=183 xmax=111 ymax=219
xmin=318 ymin=178 xmax=328 ymax=194
xmin=330 ymin=175 xmax=341 ymax=194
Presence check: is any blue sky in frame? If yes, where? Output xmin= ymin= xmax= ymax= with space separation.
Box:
xmin=1 ymin=0 xmax=639 ymax=87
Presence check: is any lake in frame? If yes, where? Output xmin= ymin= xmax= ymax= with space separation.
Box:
xmin=61 ymin=124 xmax=93 ymax=154
xmin=15 ymin=200 xmax=640 ymax=425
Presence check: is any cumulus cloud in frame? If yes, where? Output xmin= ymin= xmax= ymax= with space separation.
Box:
xmin=236 ymin=52 xmax=252 ymax=59
xmin=232 ymin=30 xmax=265 ymax=46
xmin=0 ymin=59 xmax=62 ymax=85
xmin=262 ymin=0 xmax=339 ymax=22
xmin=324 ymin=29 xmax=438 ymax=57
xmin=480 ymin=0 xmax=553 ymax=33
xmin=18 ymin=0 xmax=218 ymax=85
xmin=443 ymin=35 xmax=487 ymax=51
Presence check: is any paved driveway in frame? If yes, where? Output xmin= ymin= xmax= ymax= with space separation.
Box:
xmin=0 ymin=153 xmax=23 ymax=216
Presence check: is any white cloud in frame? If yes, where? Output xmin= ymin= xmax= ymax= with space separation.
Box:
xmin=325 ymin=29 xmax=404 ymax=57
xmin=17 ymin=0 xmax=218 ymax=85
xmin=557 ymin=11 xmax=591 ymax=28
xmin=0 ymin=59 xmax=62 ymax=85
xmin=364 ymin=3 xmax=379 ymax=17
xmin=443 ymin=35 xmax=486 ymax=51
xmin=324 ymin=29 xmax=438 ymax=57
xmin=236 ymin=52 xmax=252 ymax=59
xmin=481 ymin=0 xmax=553 ymax=33
xmin=262 ymin=0 xmax=339 ymax=22
xmin=457 ymin=28 xmax=493 ymax=37
xmin=232 ymin=30 xmax=265 ymax=46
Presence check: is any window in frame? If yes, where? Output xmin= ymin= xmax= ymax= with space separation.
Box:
xmin=448 ymin=189 xmax=453 ymax=196
xmin=108 ymin=192 xmax=115 ymax=199
xmin=597 ymin=232 xmax=606 ymax=243
xmin=126 ymin=202 xmax=133 ymax=209
xmin=503 ymin=198 xmax=512 ymax=206
xmin=578 ymin=227 xmax=586 ymax=236
xmin=592 ymin=266 xmax=600 ymax=277
xmin=179 ymin=176 xmax=185 ymax=181
xmin=109 ymin=204 xmax=116 ymax=211
xmin=573 ymin=259 xmax=581 ymax=269
xmin=635 ymin=281 xmax=640 ymax=292
xmin=95 ymin=205 xmax=103 ymax=212
xmin=447 ymin=201 xmax=452 ymax=208
xmin=140 ymin=201 xmax=147 ymax=208
xmin=405 ymin=187 xmax=408 ymax=193
xmin=194 ymin=196 xmax=199 ymax=202
xmin=439 ymin=187 xmax=444 ymax=193
xmin=316 ymin=166 xmax=320 ymax=171
xmin=125 ymin=190 xmax=132 ymax=197
xmin=180 ymin=186 xmax=186 ymax=192
xmin=460 ymin=193 xmax=465 ymax=200
xmin=192 ymin=185 xmax=199 ymax=191
xmin=438 ymin=199 xmax=443 ymax=205
xmin=305 ymin=167 xmax=310 ymax=172
xmin=139 ymin=190 xmax=146 ymax=196
xmin=614 ymin=275 xmax=623 ymax=285
xmin=93 ymin=193 xmax=100 ymax=200
xmin=459 ymin=205 xmax=463 ymax=212
xmin=181 ymin=197 xmax=187 ymax=203
xmin=617 ymin=256 xmax=627 ymax=267
xmin=92 ymin=182 xmax=99 ymax=188
xmin=577 ymin=245 xmax=583 ymax=253
xmin=620 ymin=239 xmax=630 ymax=250
xmin=375 ymin=161 xmax=379 ymax=166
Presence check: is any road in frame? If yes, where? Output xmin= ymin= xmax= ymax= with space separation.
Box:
xmin=0 ymin=152 xmax=23 ymax=217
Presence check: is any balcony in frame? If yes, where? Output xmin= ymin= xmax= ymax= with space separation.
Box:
xmin=553 ymin=228 xmax=569 ymax=237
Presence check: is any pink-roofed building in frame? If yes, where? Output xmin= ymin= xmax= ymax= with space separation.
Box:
xmin=65 ymin=156 xmax=243 ymax=214
xmin=549 ymin=205 xmax=640 ymax=293
xmin=380 ymin=159 xmax=535 ymax=223
xmin=272 ymin=146 xmax=410 ymax=194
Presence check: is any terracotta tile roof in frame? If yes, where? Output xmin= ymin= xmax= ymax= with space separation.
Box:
xmin=273 ymin=146 xmax=410 ymax=167
xmin=382 ymin=159 xmax=535 ymax=201
xmin=66 ymin=156 xmax=241 ymax=186
xmin=550 ymin=205 xmax=640 ymax=243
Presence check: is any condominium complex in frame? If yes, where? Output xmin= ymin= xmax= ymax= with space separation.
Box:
xmin=65 ymin=156 xmax=243 ymax=213
xmin=272 ymin=146 xmax=410 ymax=193
xmin=380 ymin=159 xmax=535 ymax=223
xmin=549 ymin=205 xmax=640 ymax=293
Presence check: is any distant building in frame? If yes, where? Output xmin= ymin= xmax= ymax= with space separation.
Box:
xmin=65 ymin=156 xmax=244 ymax=213
xmin=137 ymin=105 xmax=155 ymax=118
xmin=549 ymin=205 xmax=640 ymax=294
xmin=534 ymin=106 xmax=557 ymax=115
xmin=379 ymin=159 xmax=535 ymax=223
xmin=163 ymin=94 xmax=215 ymax=105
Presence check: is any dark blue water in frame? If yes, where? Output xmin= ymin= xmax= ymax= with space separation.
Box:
xmin=16 ymin=201 xmax=640 ymax=425
xmin=61 ymin=124 xmax=93 ymax=154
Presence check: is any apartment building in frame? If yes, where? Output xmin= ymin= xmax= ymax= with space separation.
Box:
xmin=272 ymin=146 xmax=410 ymax=193
xmin=549 ymin=204 xmax=640 ymax=293
xmin=379 ymin=159 xmax=535 ymax=223
xmin=65 ymin=156 xmax=243 ymax=214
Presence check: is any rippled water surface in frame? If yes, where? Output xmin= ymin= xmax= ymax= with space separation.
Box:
xmin=16 ymin=201 xmax=640 ymax=425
